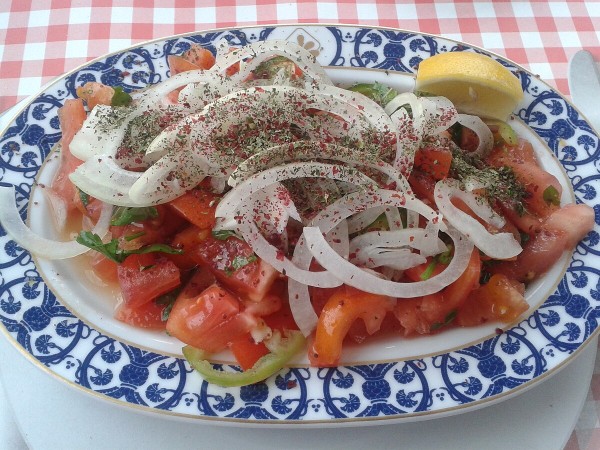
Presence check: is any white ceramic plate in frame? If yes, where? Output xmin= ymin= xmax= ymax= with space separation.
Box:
xmin=0 ymin=25 xmax=598 ymax=425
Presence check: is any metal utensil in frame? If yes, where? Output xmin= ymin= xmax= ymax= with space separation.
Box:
xmin=569 ymin=50 xmax=600 ymax=131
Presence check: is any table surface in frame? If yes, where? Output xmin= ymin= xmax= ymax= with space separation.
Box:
xmin=1 ymin=2 xmax=600 ymax=449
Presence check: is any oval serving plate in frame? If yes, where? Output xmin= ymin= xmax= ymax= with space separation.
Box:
xmin=0 ymin=25 xmax=598 ymax=425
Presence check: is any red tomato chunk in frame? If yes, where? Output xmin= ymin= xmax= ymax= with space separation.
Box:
xmin=118 ymin=253 xmax=181 ymax=308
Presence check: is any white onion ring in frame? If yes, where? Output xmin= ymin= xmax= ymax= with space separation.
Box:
xmin=216 ymin=161 xmax=377 ymax=222
xmin=456 ymin=114 xmax=494 ymax=157
xmin=304 ymin=225 xmax=473 ymax=298
xmin=69 ymin=156 xmax=143 ymax=206
xmin=434 ymin=178 xmax=521 ymax=259
xmin=211 ymin=40 xmax=331 ymax=85
xmin=0 ymin=186 xmax=112 ymax=259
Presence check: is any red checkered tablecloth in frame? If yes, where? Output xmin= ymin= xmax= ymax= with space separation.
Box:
xmin=1 ymin=2 xmax=600 ymax=449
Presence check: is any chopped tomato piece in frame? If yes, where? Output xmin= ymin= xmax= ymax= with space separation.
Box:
xmin=263 ymin=302 xmax=299 ymax=332
xmin=166 ymin=283 xmax=257 ymax=353
xmin=395 ymin=249 xmax=481 ymax=335
xmin=169 ymin=189 xmax=220 ymax=229
xmin=459 ymin=126 xmax=479 ymax=152
xmin=115 ymin=300 xmax=167 ymax=330
xmin=90 ymin=252 xmax=119 ymax=283
xmin=413 ymin=147 xmax=452 ymax=180
xmin=243 ymin=293 xmax=282 ymax=317
xmin=487 ymin=139 xmax=562 ymax=218
xmin=192 ymin=236 xmax=278 ymax=301
xmin=456 ymin=274 xmax=528 ymax=326
xmin=48 ymin=99 xmax=86 ymax=217
xmin=166 ymin=225 xmax=210 ymax=271
xmin=408 ymin=169 xmax=437 ymax=204
xmin=118 ymin=253 xmax=181 ymax=308
xmin=496 ymin=199 xmax=544 ymax=236
xmin=492 ymin=203 xmax=595 ymax=282
xmin=404 ymin=257 xmax=448 ymax=282
xmin=168 ymin=55 xmax=201 ymax=75
xmin=309 ymin=286 xmax=395 ymax=367
xmin=229 ymin=334 xmax=270 ymax=370
xmin=167 ymin=45 xmax=216 ymax=102
xmin=181 ymin=45 xmax=216 ymax=70
xmin=110 ymin=205 xmax=188 ymax=251
xmin=76 ymin=82 xmax=115 ymax=110
xmin=168 ymin=45 xmax=216 ymax=76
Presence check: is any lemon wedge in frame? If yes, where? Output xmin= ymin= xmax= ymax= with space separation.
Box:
xmin=415 ymin=52 xmax=524 ymax=121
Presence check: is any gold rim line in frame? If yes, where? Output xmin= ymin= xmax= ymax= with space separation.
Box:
xmin=0 ymin=23 xmax=597 ymax=422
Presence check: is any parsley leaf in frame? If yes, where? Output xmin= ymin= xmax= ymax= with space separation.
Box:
xmin=543 ymin=185 xmax=560 ymax=206
xmin=430 ymin=309 xmax=457 ymax=331
xmin=212 ymin=229 xmax=237 ymax=241
xmin=78 ymin=188 xmax=90 ymax=207
xmin=231 ymin=254 xmax=258 ymax=271
xmin=76 ymin=231 xmax=183 ymax=263
xmin=111 ymin=206 xmax=159 ymax=226
xmin=155 ymin=288 xmax=181 ymax=322
xmin=111 ymin=86 xmax=133 ymax=106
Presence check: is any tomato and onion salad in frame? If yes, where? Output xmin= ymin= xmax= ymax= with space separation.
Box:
xmin=0 ymin=40 xmax=594 ymax=387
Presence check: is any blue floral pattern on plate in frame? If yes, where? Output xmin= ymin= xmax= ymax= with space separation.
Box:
xmin=0 ymin=25 xmax=598 ymax=424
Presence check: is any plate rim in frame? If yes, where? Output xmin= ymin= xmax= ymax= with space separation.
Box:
xmin=0 ymin=23 xmax=598 ymax=425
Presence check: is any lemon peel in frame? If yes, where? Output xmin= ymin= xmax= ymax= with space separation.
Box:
xmin=415 ymin=52 xmax=524 ymax=121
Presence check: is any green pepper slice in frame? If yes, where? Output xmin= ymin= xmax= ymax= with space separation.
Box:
xmin=182 ymin=330 xmax=306 ymax=387
xmin=485 ymin=119 xmax=518 ymax=146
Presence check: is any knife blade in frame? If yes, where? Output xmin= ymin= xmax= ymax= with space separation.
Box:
xmin=569 ymin=50 xmax=600 ymax=132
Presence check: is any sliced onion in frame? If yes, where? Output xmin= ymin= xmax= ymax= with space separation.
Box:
xmin=43 ymin=188 xmax=69 ymax=233
xmin=216 ymin=161 xmax=377 ymax=222
xmin=137 ymin=70 xmax=232 ymax=108
xmin=312 ymin=84 xmax=395 ymax=133
xmin=347 ymin=206 xmax=387 ymax=234
xmin=350 ymin=228 xmax=445 ymax=255
xmin=234 ymin=203 xmax=342 ymax=288
xmin=326 ymin=220 xmax=349 ymax=259
xmin=419 ymin=96 xmax=459 ymax=136
xmin=0 ymin=186 xmax=112 ymax=259
xmin=456 ymin=114 xmax=493 ymax=157
xmin=304 ymin=226 xmax=473 ymax=298
xmin=434 ymin=178 xmax=521 ymax=259
xmin=229 ymin=141 xmax=410 ymax=192
xmin=287 ymin=220 xmax=349 ymax=337
xmin=248 ymin=182 xmax=301 ymax=236
xmin=69 ymin=105 xmax=130 ymax=160
xmin=128 ymin=150 xmax=211 ymax=205
xmin=351 ymin=248 xmax=426 ymax=271
xmin=308 ymin=189 xmax=444 ymax=236
xmin=211 ymin=40 xmax=331 ymax=85
xmin=69 ymin=156 xmax=143 ymax=206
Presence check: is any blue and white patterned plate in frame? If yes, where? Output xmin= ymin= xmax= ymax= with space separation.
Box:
xmin=1 ymin=25 xmax=599 ymax=425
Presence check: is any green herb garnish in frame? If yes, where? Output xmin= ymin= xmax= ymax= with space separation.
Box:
xmin=76 ymin=231 xmax=183 ymax=263
xmin=231 ymin=254 xmax=258 ymax=271
xmin=78 ymin=189 xmax=90 ymax=207
xmin=212 ymin=229 xmax=237 ymax=240
xmin=348 ymin=82 xmax=399 ymax=107
xmin=420 ymin=245 xmax=453 ymax=280
xmin=543 ymin=185 xmax=560 ymax=206
xmin=420 ymin=259 xmax=438 ymax=281
xmin=111 ymin=86 xmax=133 ymax=106
xmin=430 ymin=310 xmax=457 ymax=331
xmin=450 ymin=149 xmax=526 ymax=207
xmin=155 ymin=288 xmax=181 ymax=322
xmin=111 ymin=206 xmax=159 ymax=226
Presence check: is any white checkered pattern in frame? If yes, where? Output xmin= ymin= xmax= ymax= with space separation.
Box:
xmin=1 ymin=0 xmax=600 ymax=111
